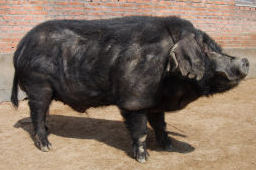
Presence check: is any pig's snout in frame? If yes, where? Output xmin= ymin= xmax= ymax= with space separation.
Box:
xmin=234 ymin=58 xmax=249 ymax=79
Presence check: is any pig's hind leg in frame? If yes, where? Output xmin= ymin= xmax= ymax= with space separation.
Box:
xmin=22 ymin=75 xmax=53 ymax=152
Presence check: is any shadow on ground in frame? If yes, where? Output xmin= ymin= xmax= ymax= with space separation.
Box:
xmin=14 ymin=115 xmax=194 ymax=155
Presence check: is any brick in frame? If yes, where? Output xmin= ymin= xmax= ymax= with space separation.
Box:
xmin=69 ymin=1 xmax=84 ymax=6
xmin=122 ymin=3 xmax=138 ymax=8
xmin=138 ymin=4 xmax=154 ymax=9
xmin=8 ymin=10 xmax=28 ymax=15
xmin=103 ymin=3 xmax=122 ymax=7
xmin=28 ymin=0 xmax=48 ymax=5
xmin=126 ymin=0 xmax=150 ymax=3
xmin=32 ymin=6 xmax=44 ymax=11
xmin=29 ymin=11 xmax=47 ymax=15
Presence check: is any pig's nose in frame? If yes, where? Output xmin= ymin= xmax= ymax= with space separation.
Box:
xmin=238 ymin=58 xmax=249 ymax=78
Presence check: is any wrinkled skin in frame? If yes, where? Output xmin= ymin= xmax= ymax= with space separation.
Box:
xmin=11 ymin=16 xmax=249 ymax=163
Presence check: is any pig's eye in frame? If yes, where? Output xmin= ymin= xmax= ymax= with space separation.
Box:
xmin=229 ymin=56 xmax=236 ymax=60
xmin=207 ymin=52 xmax=217 ymax=58
xmin=217 ymin=70 xmax=228 ymax=79
xmin=201 ymin=44 xmax=208 ymax=53
xmin=208 ymin=51 xmax=224 ymax=59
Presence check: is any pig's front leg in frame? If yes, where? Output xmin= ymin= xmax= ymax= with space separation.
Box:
xmin=120 ymin=109 xmax=149 ymax=163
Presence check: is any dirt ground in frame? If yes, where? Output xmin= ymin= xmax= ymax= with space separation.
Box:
xmin=0 ymin=79 xmax=255 ymax=170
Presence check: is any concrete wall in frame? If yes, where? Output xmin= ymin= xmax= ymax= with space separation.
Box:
xmin=0 ymin=54 xmax=13 ymax=102
xmin=1 ymin=49 xmax=255 ymax=102
xmin=0 ymin=53 xmax=25 ymax=102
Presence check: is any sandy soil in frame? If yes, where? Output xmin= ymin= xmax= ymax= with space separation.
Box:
xmin=0 ymin=79 xmax=255 ymax=170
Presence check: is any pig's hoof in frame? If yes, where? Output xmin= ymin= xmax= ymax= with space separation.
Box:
xmin=164 ymin=142 xmax=174 ymax=152
xmin=137 ymin=155 xmax=146 ymax=163
xmin=156 ymin=133 xmax=174 ymax=152
xmin=41 ymin=143 xmax=52 ymax=152
xmin=157 ymin=138 xmax=174 ymax=151
xmin=133 ymin=144 xmax=150 ymax=163
xmin=136 ymin=151 xmax=149 ymax=163
xmin=162 ymin=137 xmax=174 ymax=152
xmin=34 ymin=134 xmax=52 ymax=152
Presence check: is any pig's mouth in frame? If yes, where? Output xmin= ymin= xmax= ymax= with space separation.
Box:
xmin=217 ymin=71 xmax=241 ymax=83
xmin=214 ymin=73 xmax=242 ymax=93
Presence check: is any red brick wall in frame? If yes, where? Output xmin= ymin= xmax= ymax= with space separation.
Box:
xmin=0 ymin=0 xmax=256 ymax=54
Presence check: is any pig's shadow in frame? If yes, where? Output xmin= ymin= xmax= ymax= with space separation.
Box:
xmin=14 ymin=115 xmax=194 ymax=155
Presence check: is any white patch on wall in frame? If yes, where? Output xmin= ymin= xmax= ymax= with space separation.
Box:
xmin=236 ymin=0 xmax=256 ymax=7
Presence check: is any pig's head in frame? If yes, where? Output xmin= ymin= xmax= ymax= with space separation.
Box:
xmin=169 ymin=29 xmax=249 ymax=95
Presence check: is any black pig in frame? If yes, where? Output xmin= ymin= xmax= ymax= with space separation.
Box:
xmin=11 ymin=16 xmax=249 ymax=163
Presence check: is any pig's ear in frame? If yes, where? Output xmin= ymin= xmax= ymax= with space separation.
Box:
xmin=169 ymin=33 xmax=206 ymax=81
